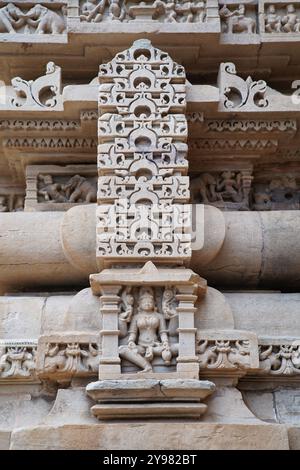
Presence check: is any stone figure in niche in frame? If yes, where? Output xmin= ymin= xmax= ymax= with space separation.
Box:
xmin=63 ymin=175 xmax=97 ymax=203
xmin=80 ymin=0 xmax=125 ymax=22
xmin=173 ymin=0 xmax=204 ymax=22
xmin=109 ymin=0 xmax=126 ymax=19
xmin=25 ymin=5 xmax=66 ymax=34
xmin=190 ymin=173 xmax=222 ymax=204
xmin=220 ymin=4 xmax=256 ymax=34
xmin=264 ymin=4 xmax=282 ymax=32
xmin=0 ymin=3 xmax=25 ymax=33
xmin=154 ymin=0 xmax=177 ymax=22
xmin=118 ymin=286 xmax=177 ymax=373
xmin=191 ymin=171 xmax=251 ymax=210
xmin=216 ymin=170 xmax=243 ymax=202
xmin=38 ymin=175 xmax=68 ymax=203
xmin=282 ymin=4 xmax=299 ymax=32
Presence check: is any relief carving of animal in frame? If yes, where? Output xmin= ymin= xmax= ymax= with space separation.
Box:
xmin=26 ymin=5 xmax=66 ymax=34
xmin=63 ymin=175 xmax=97 ymax=203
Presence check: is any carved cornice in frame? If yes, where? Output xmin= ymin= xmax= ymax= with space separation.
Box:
xmin=189 ymin=138 xmax=278 ymax=151
xmin=4 ymin=137 xmax=97 ymax=149
xmin=0 ymin=119 xmax=80 ymax=131
xmin=204 ymin=119 xmax=297 ymax=134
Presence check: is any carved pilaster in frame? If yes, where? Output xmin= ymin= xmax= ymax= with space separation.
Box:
xmin=87 ymin=39 xmax=215 ymax=419
xmin=98 ymin=288 xmax=122 ymax=378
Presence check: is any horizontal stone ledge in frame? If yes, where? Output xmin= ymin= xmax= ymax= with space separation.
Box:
xmin=9 ymin=421 xmax=289 ymax=450
xmin=0 ymin=80 xmax=300 ymax=117
xmin=1 ymin=205 xmax=300 ymax=291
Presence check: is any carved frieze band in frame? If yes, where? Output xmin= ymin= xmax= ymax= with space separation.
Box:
xmin=219 ymin=1 xmax=300 ymax=37
xmin=191 ymin=164 xmax=300 ymax=211
xmin=2 ymin=336 xmax=299 ymax=382
xmin=79 ymin=0 xmax=208 ymax=23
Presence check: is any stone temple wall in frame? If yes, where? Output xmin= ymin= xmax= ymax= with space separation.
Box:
xmin=0 ymin=0 xmax=300 ymax=450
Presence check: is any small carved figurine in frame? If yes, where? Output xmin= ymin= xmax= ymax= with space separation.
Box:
xmin=119 ymin=287 xmax=173 ymax=373
xmin=80 ymin=0 xmax=107 ymax=22
xmin=264 ymin=4 xmax=282 ymax=32
xmin=282 ymin=4 xmax=299 ymax=32
xmin=38 ymin=174 xmax=68 ymax=203
xmin=220 ymin=4 xmax=256 ymax=34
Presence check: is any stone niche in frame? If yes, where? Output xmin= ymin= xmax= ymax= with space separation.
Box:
xmin=259 ymin=0 xmax=300 ymax=37
xmin=86 ymin=262 xmax=216 ymax=419
xmin=219 ymin=0 xmax=258 ymax=36
xmin=24 ymin=164 xmax=97 ymax=211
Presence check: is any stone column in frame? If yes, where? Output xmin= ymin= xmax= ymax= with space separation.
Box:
xmin=86 ymin=39 xmax=215 ymax=418
xmin=98 ymin=287 xmax=121 ymax=378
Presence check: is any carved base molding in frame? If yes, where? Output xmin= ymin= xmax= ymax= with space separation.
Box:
xmin=86 ymin=378 xmax=215 ymax=419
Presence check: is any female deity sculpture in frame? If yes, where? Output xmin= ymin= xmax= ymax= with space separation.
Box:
xmin=118 ymin=286 xmax=174 ymax=373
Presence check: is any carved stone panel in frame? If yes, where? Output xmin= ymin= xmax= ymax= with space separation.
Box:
xmin=79 ymin=0 xmax=208 ymax=23
xmin=25 ymin=164 xmax=97 ymax=211
xmin=254 ymin=338 xmax=300 ymax=376
xmin=190 ymin=163 xmax=253 ymax=211
xmin=0 ymin=2 xmax=66 ymax=36
xmin=196 ymin=330 xmax=259 ymax=377
xmin=0 ymin=339 xmax=38 ymax=383
xmin=260 ymin=1 xmax=300 ymax=37
xmin=219 ymin=1 xmax=258 ymax=35
xmin=36 ymin=333 xmax=101 ymax=381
